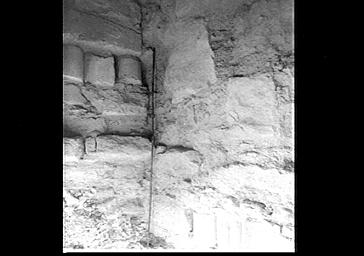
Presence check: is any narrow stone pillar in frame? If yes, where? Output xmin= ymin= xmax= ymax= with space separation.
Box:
xmin=84 ymin=53 xmax=115 ymax=87
xmin=63 ymin=44 xmax=84 ymax=83
xmin=116 ymin=55 xmax=142 ymax=85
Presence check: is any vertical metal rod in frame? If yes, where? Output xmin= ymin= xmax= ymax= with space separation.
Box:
xmin=147 ymin=47 xmax=156 ymax=247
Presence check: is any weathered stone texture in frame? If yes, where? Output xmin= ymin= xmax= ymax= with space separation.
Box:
xmin=63 ymin=0 xmax=294 ymax=252
xmin=207 ymin=0 xmax=294 ymax=78
xmin=84 ymin=53 xmax=115 ymax=87
xmin=63 ymin=0 xmax=141 ymax=57
xmin=63 ymin=135 xmax=151 ymax=250
xmin=163 ymin=21 xmax=217 ymax=104
xmin=73 ymin=0 xmax=141 ymax=30
xmin=154 ymin=148 xmax=202 ymax=192
xmin=117 ymin=56 xmax=142 ymax=85
xmin=63 ymin=82 xmax=149 ymax=137
xmin=63 ymin=84 xmax=87 ymax=105
xmin=149 ymin=151 xmax=293 ymax=251
xmin=63 ymin=44 xmax=84 ymax=83
xmin=140 ymin=0 xmax=294 ymax=251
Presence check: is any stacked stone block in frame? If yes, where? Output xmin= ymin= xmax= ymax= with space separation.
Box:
xmin=84 ymin=54 xmax=115 ymax=87
xmin=63 ymin=45 xmax=84 ymax=83
xmin=63 ymin=44 xmax=143 ymax=87
xmin=116 ymin=56 xmax=142 ymax=85
xmin=63 ymin=44 xmax=148 ymax=137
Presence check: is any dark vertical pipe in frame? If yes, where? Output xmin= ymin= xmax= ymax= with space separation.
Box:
xmin=147 ymin=47 xmax=156 ymax=248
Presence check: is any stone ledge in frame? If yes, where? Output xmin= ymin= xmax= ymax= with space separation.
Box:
xmin=63 ymin=135 xmax=151 ymax=162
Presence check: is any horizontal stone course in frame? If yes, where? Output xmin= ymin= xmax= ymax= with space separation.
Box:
xmin=63 ymin=81 xmax=150 ymax=137
xmin=63 ymin=45 xmax=144 ymax=88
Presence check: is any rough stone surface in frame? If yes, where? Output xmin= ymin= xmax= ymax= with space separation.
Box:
xmin=63 ymin=82 xmax=149 ymax=137
xmin=85 ymin=53 xmax=115 ymax=87
xmin=63 ymin=44 xmax=84 ymax=83
xmin=63 ymin=135 xmax=151 ymax=250
xmin=117 ymin=56 xmax=142 ymax=85
xmin=63 ymin=0 xmax=142 ymax=57
xmin=140 ymin=0 xmax=294 ymax=251
xmin=64 ymin=0 xmax=294 ymax=252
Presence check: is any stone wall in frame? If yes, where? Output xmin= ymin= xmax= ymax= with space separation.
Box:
xmin=63 ymin=0 xmax=294 ymax=252
xmin=63 ymin=0 xmax=142 ymax=56
xmin=141 ymin=0 xmax=294 ymax=252
xmin=63 ymin=43 xmax=149 ymax=137
xmin=63 ymin=136 xmax=151 ymax=249
xmin=63 ymin=0 xmax=152 ymax=250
